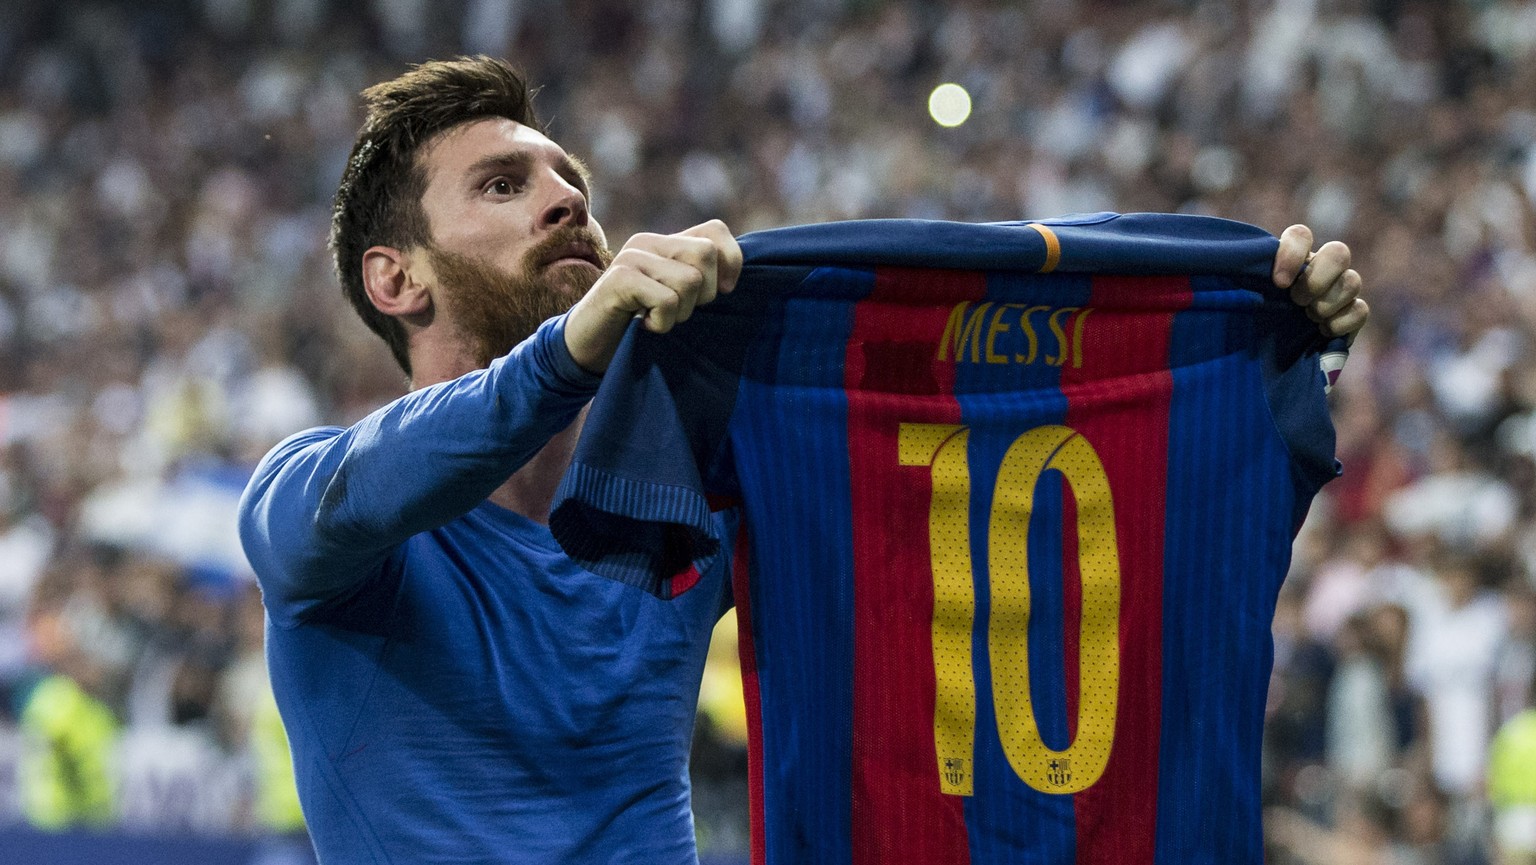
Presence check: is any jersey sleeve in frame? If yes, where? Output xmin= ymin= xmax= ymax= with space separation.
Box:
xmin=1260 ymin=322 xmax=1347 ymax=506
xmin=238 ymin=314 xmax=602 ymax=626
xmin=549 ymin=268 xmax=797 ymax=597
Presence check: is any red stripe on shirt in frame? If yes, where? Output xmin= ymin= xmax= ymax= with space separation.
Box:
xmin=732 ymin=523 xmax=767 ymax=865
xmin=669 ymin=565 xmax=702 ymax=596
xmin=1061 ymin=275 xmax=1190 ymax=864
xmin=846 ymin=267 xmax=981 ymax=865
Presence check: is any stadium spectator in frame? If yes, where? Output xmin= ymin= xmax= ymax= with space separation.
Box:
xmin=1491 ymin=700 xmax=1536 ymax=865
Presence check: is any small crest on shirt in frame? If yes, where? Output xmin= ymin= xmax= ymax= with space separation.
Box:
xmin=941 ymin=756 xmax=968 ymax=790
xmin=1046 ymin=757 xmax=1072 ymax=788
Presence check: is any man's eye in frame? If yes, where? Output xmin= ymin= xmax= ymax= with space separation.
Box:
xmin=486 ymin=178 xmax=516 ymax=195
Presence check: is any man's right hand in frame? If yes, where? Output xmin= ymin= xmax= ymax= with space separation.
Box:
xmin=563 ymin=219 xmax=743 ymax=374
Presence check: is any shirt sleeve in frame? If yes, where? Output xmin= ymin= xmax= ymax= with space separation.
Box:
xmin=239 ymin=314 xmax=602 ymax=626
xmin=1258 ymin=310 xmax=1347 ymax=512
xmin=549 ymin=270 xmax=793 ymax=597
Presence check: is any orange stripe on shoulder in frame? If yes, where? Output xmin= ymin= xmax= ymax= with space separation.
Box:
xmin=1027 ymin=223 xmax=1061 ymax=273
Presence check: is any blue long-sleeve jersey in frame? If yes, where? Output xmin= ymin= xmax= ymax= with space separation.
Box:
xmin=238 ymin=315 xmax=729 ymax=864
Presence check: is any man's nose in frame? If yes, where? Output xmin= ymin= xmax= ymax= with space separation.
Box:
xmin=538 ymin=174 xmax=588 ymax=228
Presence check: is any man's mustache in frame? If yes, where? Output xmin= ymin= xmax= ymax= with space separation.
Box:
xmin=526 ymin=226 xmax=613 ymax=272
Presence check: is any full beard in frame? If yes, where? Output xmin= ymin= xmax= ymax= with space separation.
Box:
xmin=428 ymin=226 xmax=613 ymax=368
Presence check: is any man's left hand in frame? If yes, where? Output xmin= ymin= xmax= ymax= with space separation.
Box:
xmin=1273 ymin=224 xmax=1368 ymax=338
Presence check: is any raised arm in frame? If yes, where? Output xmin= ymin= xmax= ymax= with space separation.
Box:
xmin=238 ymin=315 xmax=596 ymax=622
xmin=240 ymin=220 xmax=742 ymax=624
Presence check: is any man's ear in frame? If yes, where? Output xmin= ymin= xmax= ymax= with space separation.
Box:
xmin=362 ymin=245 xmax=432 ymax=319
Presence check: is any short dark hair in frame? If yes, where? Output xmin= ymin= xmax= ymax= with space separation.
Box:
xmin=329 ymin=56 xmax=544 ymax=375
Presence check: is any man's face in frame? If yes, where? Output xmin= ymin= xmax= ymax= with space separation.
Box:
xmin=415 ymin=118 xmax=612 ymax=365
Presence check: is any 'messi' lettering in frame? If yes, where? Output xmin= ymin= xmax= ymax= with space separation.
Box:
xmin=937 ymin=302 xmax=1093 ymax=367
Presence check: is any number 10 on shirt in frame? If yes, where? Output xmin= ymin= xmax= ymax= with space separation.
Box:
xmin=897 ymin=423 xmax=1122 ymax=797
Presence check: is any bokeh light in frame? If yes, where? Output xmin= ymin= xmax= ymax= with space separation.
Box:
xmin=928 ymin=83 xmax=972 ymax=128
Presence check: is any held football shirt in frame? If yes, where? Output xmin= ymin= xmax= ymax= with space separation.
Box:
xmin=550 ymin=213 xmax=1342 ymax=864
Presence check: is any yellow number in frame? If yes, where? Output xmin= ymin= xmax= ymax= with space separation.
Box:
xmin=899 ymin=423 xmax=1122 ymax=796
xmin=988 ymin=427 xmax=1121 ymax=793
xmin=898 ymin=424 xmax=977 ymax=795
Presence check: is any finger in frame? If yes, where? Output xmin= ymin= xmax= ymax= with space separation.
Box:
xmin=634 ymin=232 xmax=718 ymax=305
xmin=612 ymin=248 xmax=704 ymax=327
xmin=1307 ymin=267 xmax=1362 ymax=320
xmin=1274 ymin=224 xmax=1315 ymax=288
xmin=1321 ymin=298 xmax=1369 ymax=338
xmin=675 ymin=221 xmax=732 ymax=299
xmin=641 ymin=288 xmax=682 ymax=333
xmin=681 ymin=219 xmax=743 ymax=294
xmin=602 ymin=264 xmax=686 ymax=333
xmin=639 ymin=282 xmax=683 ymax=333
xmin=1291 ymin=240 xmax=1352 ymax=306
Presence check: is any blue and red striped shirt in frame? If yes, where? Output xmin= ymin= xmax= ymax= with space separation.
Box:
xmin=552 ymin=213 xmax=1340 ymax=864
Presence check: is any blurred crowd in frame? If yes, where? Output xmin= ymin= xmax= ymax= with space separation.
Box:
xmin=1 ymin=0 xmax=1535 ymax=861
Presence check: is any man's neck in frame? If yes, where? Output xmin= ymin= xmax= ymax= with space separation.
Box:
xmin=486 ymin=410 xmax=584 ymax=525
xmin=409 ymin=344 xmax=586 ymax=526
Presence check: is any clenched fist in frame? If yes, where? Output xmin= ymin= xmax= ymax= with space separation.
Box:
xmin=1274 ymin=224 xmax=1368 ymax=339
xmin=564 ymin=219 xmax=743 ymax=373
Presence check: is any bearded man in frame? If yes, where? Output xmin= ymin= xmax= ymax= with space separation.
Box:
xmin=238 ymin=56 xmax=1364 ymax=864
xmin=240 ymin=56 xmax=740 ymax=864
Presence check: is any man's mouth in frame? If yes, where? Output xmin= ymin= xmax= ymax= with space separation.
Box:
xmin=543 ymin=242 xmax=604 ymax=270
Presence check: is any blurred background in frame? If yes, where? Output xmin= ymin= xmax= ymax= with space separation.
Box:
xmin=1 ymin=0 xmax=1534 ymax=863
